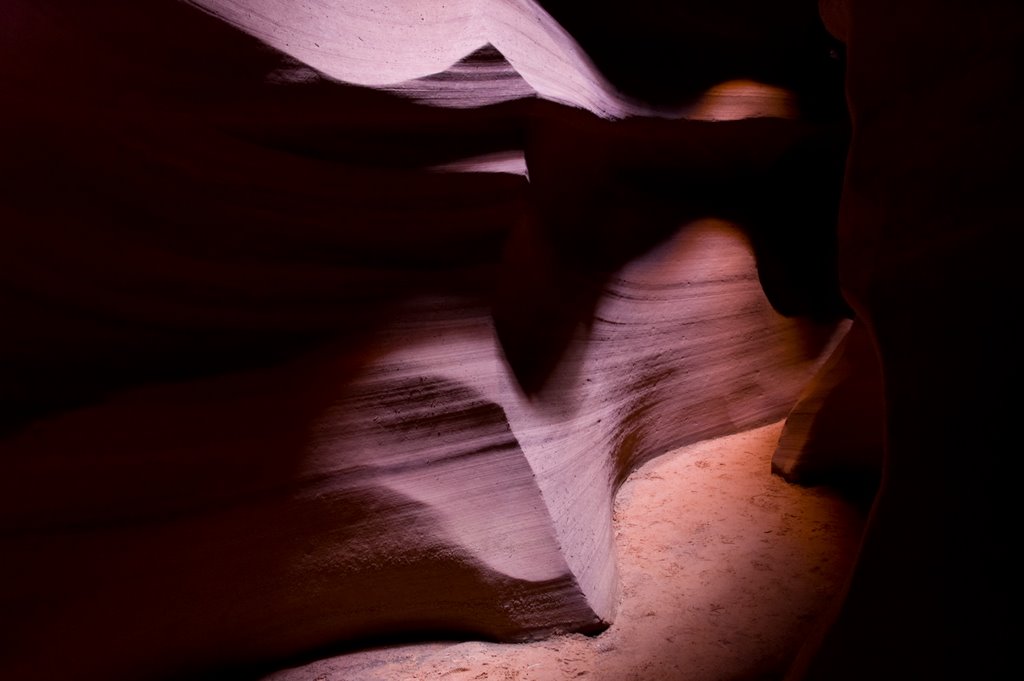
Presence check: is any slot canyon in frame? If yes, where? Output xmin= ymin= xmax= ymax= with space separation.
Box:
xmin=2 ymin=1 xmax=1018 ymax=680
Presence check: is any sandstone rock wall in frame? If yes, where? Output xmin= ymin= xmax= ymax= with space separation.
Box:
xmin=1 ymin=2 xmax=851 ymax=679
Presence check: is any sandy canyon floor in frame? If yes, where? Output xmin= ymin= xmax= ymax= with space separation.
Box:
xmin=263 ymin=420 xmax=869 ymax=681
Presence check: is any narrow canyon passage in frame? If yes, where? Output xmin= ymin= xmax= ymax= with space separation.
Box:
xmin=20 ymin=2 xmax=1016 ymax=678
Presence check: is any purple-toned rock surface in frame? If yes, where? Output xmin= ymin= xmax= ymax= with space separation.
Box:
xmin=0 ymin=3 xmax=854 ymax=679
xmin=0 ymin=218 xmax=840 ymax=681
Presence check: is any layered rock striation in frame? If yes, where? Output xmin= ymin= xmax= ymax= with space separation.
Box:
xmin=1 ymin=2 xmax=853 ymax=680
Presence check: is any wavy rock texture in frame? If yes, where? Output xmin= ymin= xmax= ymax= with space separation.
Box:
xmin=183 ymin=0 xmax=644 ymax=116
xmin=1 ymin=2 xmax=851 ymax=680
xmin=0 ymin=217 xmax=840 ymax=681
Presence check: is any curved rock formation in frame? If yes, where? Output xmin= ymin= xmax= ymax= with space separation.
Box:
xmin=1 ymin=2 xmax=854 ymax=680
xmin=0 ymin=217 xmax=841 ymax=681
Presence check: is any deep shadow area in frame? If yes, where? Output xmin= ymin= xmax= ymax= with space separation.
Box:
xmin=536 ymin=0 xmax=847 ymax=120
